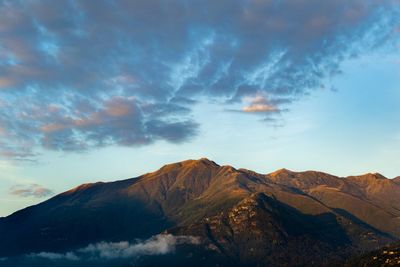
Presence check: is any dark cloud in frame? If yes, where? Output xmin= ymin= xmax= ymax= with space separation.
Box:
xmin=0 ymin=0 xmax=398 ymax=159
xmin=36 ymin=97 xmax=197 ymax=151
xmin=9 ymin=184 xmax=54 ymax=198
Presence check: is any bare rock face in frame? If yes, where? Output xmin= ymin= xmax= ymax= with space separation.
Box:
xmin=0 ymin=158 xmax=399 ymax=267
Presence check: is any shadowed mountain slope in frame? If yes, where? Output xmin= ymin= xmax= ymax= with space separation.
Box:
xmin=0 ymin=158 xmax=399 ymax=266
xmin=345 ymin=242 xmax=400 ymax=266
xmin=264 ymin=169 xmax=400 ymax=237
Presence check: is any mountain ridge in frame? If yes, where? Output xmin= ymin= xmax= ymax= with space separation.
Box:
xmin=1 ymin=158 xmax=399 ymax=266
xmin=28 ymin=158 xmax=396 ymax=204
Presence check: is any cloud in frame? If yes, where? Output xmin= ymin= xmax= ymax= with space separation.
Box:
xmin=30 ymin=234 xmax=201 ymax=261
xmin=33 ymin=252 xmax=79 ymax=261
xmin=35 ymin=97 xmax=197 ymax=151
xmin=0 ymin=0 xmax=398 ymax=159
xmin=243 ymin=104 xmax=276 ymax=113
xmin=241 ymin=94 xmax=282 ymax=113
xmin=9 ymin=184 xmax=54 ymax=198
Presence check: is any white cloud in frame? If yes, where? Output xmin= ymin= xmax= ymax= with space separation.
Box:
xmin=34 ymin=252 xmax=79 ymax=261
xmin=30 ymin=234 xmax=201 ymax=261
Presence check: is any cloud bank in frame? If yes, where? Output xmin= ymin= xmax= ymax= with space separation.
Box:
xmin=30 ymin=234 xmax=201 ymax=261
xmin=0 ymin=0 xmax=399 ymax=160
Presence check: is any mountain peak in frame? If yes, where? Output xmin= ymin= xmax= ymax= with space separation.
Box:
xmin=178 ymin=158 xmax=220 ymax=171
xmin=174 ymin=157 xmax=219 ymax=167
xmin=347 ymin=172 xmax=388 ymax=181
xmin=197 ymin=157 xmax=219 ymax=166
xmin=152 ymin=158 xmax=219 ymax=173
xmin=269 ymin=168 xmax=293 ymax=176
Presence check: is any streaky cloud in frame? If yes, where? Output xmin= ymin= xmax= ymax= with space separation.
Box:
xmin=0 ymin=0 xmax=398 ymax=160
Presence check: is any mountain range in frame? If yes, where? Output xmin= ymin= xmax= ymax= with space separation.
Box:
xmin=1 ymin=158 xmax=399 ymax=266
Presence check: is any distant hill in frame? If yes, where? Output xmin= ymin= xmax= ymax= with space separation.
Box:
xmin=0 ymin=158 xmax=399 ymax=266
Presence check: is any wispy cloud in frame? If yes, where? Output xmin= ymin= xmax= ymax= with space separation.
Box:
xmin=0 ymin=0 xmax=398 ymax=160
xmin=33 ymin=252 xmax=78 ymax=261
xmin=9 ymin=184 xmax=54 ymax=198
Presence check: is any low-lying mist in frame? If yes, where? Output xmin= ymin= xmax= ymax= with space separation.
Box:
xmin=0 ymin=234 xmax=202 ymax=267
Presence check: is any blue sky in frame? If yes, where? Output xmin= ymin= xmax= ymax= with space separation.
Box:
xmin=0 ymin=0 xmax=399 ymax=216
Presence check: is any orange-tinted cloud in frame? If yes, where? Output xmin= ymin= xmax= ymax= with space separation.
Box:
xmin=242 ymin=95 xmax=278 ymax=113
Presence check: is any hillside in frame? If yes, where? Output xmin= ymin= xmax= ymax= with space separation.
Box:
xmin=345 ymin=243 xmax=400 ymax=266
xmin=0 ymin=158 xmax=399 ymax=266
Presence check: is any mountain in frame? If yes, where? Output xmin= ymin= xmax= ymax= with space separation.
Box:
xmin=0 ymin=158 xmax=399 ymax=266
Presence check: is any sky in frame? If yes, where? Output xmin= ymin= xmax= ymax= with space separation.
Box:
xmin=0 ymin=0 xmax=399 ymax=216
